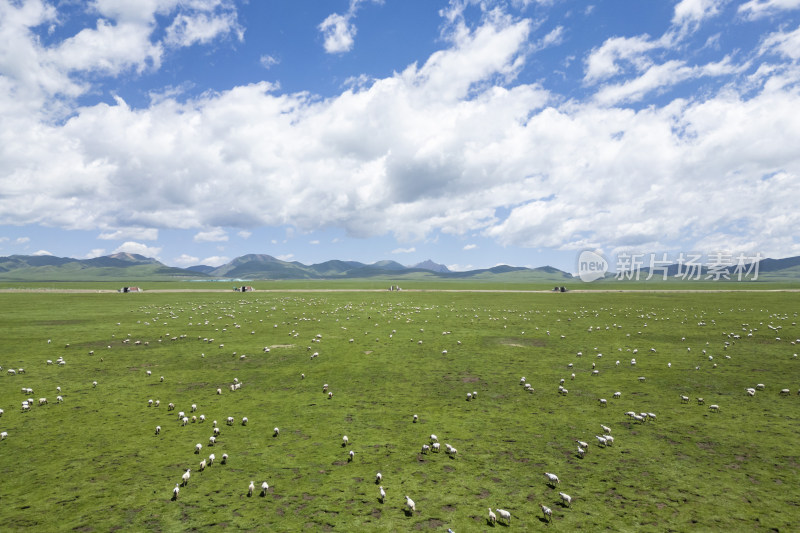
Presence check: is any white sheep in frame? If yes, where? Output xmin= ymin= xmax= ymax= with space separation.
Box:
xmin=780 ymin=388 xmax=791 ymax=395
xmin=155 ymin=425 xmax=161 ymax=435
xmin=488 ymin=508 xmax=497 ymax=525
xmin=148 ymin=399 xmax=154 ymax=407
xmin=680 ymin=395 xmax=689 ymax=403
xmin=379 ymin=486 xmax=386 ymax=502
xmin=209 ymin=436 xmax=216 ymax=446
xmin=248 ymin=481 xmax=255 ymax=497
xmin=199 ymin=414 xmax=205 ymax=423
xmin=709 ymin=404 xmax=720 ymax=412
xmin=559 ymin=491 xmax=572 ymax=507
xmin=413 ymin=414 xmax=418 ymax=423
xmin=432 ymin=442 xmax=441 ymax=453
xmin=195 ymin=443 xmax=202 ymax=454
xmin=544 ymin=472 xmax=560 ymax=485
xmin=1 ymin=431 xmax=7 ymax=440
xmin=227 ymin=416 xmax=234 ymax=426
xmin=191 ymin=404 xmax=197 ymax=412
xmin=600 ymin=424 xmax=611 ymax=434
xmin=405 ymin=495 xmax=416 ymax=513
xmin=540 ymin=504 xmax=552 ymax=522
xmin=496 ymin=508 xmax=511 ymax=524
xmin=599 ymin=398 xmax=607 ymax=407
xmin=376 ymin=472 xmax=382 ymax=483
xmin=577 ymin=446 xmax=585 ymax=458
xmin=756 ymin=383 xmax=765 ymax=390
xmin=217 ymin=388 xmax=222 ymax=395
xmin=173 ymin=483 xmax=180 ymax=499
xmin=342 ymin=435 xmax=349 ymax=447
xmin=242 ymin=417 xmax=248 ymax=426
xmin=208 ymin=453 xmax=215 ymax=465
xmin=182 ymin=469 xmax=191 ymax=486
xmin=199 ymin=459 xmax=206 ymax=471
xmin=421 ymin=444 xmax=430 ymax=454
xmin=221 ymin=453 xmax=228 ymax=464
xmin=348 ymin=450 xmax=355 ymax=462
xmin=182 ymin=417 xmax=189 ymax=426
xmin=261 ymin=481 xmax=269 ymax=495
xmin=604 ymin=435 xmax=614 ymax=446
xmin=595 ymin=435 xmax=607 ymax=446
xmin=92 ymin=381 xmax=97 ymax=388
xmin=213 ymin=427 xmax=220 ymax=436
xmin=613 ymin=391 xmax=621 ymax=399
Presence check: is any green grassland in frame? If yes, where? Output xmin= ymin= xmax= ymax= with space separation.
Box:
xmin=1 ymin=289 xmax=799 ymax=531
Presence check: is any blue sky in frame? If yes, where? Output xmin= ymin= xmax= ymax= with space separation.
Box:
xmin=1 ymin=0 xmax=799 ymax=273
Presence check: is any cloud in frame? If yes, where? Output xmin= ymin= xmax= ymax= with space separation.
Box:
xmin=173 ymin=253 xmax=200 ymax=266
xmin=2 ymin=3 xmax=800 ymax=263
xmin=15 ymin=237 xmax=30 ymax=244
xmin=319 ymin=0 xmax=382 ymax=54
xmin=319 ymin=13 xmax=355 ymax=54
xmin=276 ymin=253 xmax=294 ymax=261
xmin=98 ymin=228 xmax=159 ymax=240
xmin=309 ymin=240 xmax=320 ymax=245
xmin=199 ymin=255 xmax=230 ymax=267
xmin=237 ymin=230 xmax=252 ymax=239
xmin=739 ymin=0 xmax=800 ymax=20
xmin=463 ymin=243 xmax=478 ymax=250
xmin=392 ymin=247 xmax=416 ymax=254
xmin=194 ymin=228 xmax=228 ymax=242
xmin=260 ymin=55 xmax=279 ymax=69
xmin=32 ymin=249 xmax=53 ymax=256
xmin=113 ymin=241 xmax=162 ymax=258
xmin=672 ymin=0 xmax=725 ymax=26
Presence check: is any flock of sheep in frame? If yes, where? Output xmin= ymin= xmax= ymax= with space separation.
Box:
xmin=1 ymin=294 xmax=798 ymax=529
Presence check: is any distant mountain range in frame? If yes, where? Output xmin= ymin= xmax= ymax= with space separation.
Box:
xmin=0 ymin=252 xmax=797 ymax=283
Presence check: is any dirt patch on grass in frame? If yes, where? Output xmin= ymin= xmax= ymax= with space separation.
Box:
xmin=443 ymin=465 xmax=455 ymax=472
xmin=415 ymin=519 xmax=445 ymax=529
xmin=371 ymin=508 xmax=381 ymax=519
xmin=270 ymin=344 xmax=295 ymax=348
xmin=477 ymin=489 xmax=490 ymax=499
xmin=494 ymin=336 xmax=546 ymax=348
xmin=364 ymin=350 xmax=373 ymax=355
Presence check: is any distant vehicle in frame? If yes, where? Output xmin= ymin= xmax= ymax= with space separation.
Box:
xmin=234 ymin=286 xmax=254 ymax=292
xmin=119 ymin=286 xmax=142 ymax=293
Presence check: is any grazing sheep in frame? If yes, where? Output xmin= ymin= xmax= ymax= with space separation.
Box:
xmin=432 ymin=442 xmax=441 ymax=453
xmin=696 ymin=397 xmax=705 ymax=405
xmin=195 ymin=443 xmax=202 ymax=454
xmin=213 ymin=427 xmax=220 ymax=436
xmin=376 ymin=472 xmax=382 ymax=484
xmin=595 ymin=435 xmax=607 ymax=446
xmin=221 ymin=453 xmax=228 ymax=465
xmin=172 ymin=483 xmax=180 ymax=499
xmin=242 ymin=417 xmax=248 ymax=426
xmin=613 ymin=391 xmax=621 ymax=399
xmin=155 ymin=425 xmax=161 ymax=435
xmin=405 ymin=495 xmax=416 ymax=513
xmin=38 ymin=398 xmax=47 ymax=406
xmin=559 ymin=491 xmax=572 ymax=507
xmin=208 ymin=454 xmax=215 ymax=465
xmin=709 ymin=404 xmax=721 ymax=412
xmin=248 ymin=481 xmax=255 ymax=497
xmin=780 ymin=388 xmax=791 ymax=395
xmin=576 ymin=439 xmax=588 ymax=449
xmin=488 ymin=508 xmax=497 ymax=525
xmin=227 ymin=416 xmax=234 ymax=426
xmin=191 ymin=416 xmax=197 ymax=423
xmin=92 ymin=381 xmax=97 ymax=388
xmin=178 ymin=411 xmax=185 ymax=420
xmin=1 ymin=431 xmax=7 ymax=440
xmin=199 ymin=414 xmax=205 ymax=423
xmin=496 ymin=508 xmax=511 ymax=524
xmin=413 ymin=414 xmax=418 ymax=423
xmin=600 ymin=424 xmax=611 ymax=434
xmin=191 ymin=404 xmax=197 ymax=412
xmin=199 ymin=459 xmax=206 ymax=471
xmin=148 ymin=399 xmax=154 ymax=407
xmin=599 ymin=398 xmax=607 ymax=407
xmin=421 ymin=444 xmax=430 ymax=454
xmin=348 ymin=450 xmax=355 ymax=462
xmin=182 ymin=417 xmax=189 ymax=426
xmin=577 ymin=446 xmax=585 ymax=458
xmin=680 ymin=395 xmax=689 ymax=403
xmin=217 ymin=388 xmax=222 ymax=395
xmin=541 ymin=504 xmax=552 ymax=522
xmin=0 ymin=408 xmax=4 ymax=417
xmin=756 ymin=384 xmax=765 ymax=390
xmin=182 ymin=469 xmax=191 ymax=486
xmin=379 ymin=486 xmax=386 ymax=502
xmin=261 ymin=481 xmax=269 ymax=495
xmin=209 ymin=436 xmax=216 ymax=446
xmin=430 ymin=434 xmax=438 ymax=443
xmin=604 ymin=435 xmax=614 ymax=446
xmin=544 ymin=472 xmax=560 ymax=485
xmin=168 ymin=403 xmax=175 ymax=411
xmin=342 ymin=435 xmax=349 ymax=447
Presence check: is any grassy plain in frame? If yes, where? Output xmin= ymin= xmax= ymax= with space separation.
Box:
xmin=0 ymin=288 xmax=799 ymax=531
